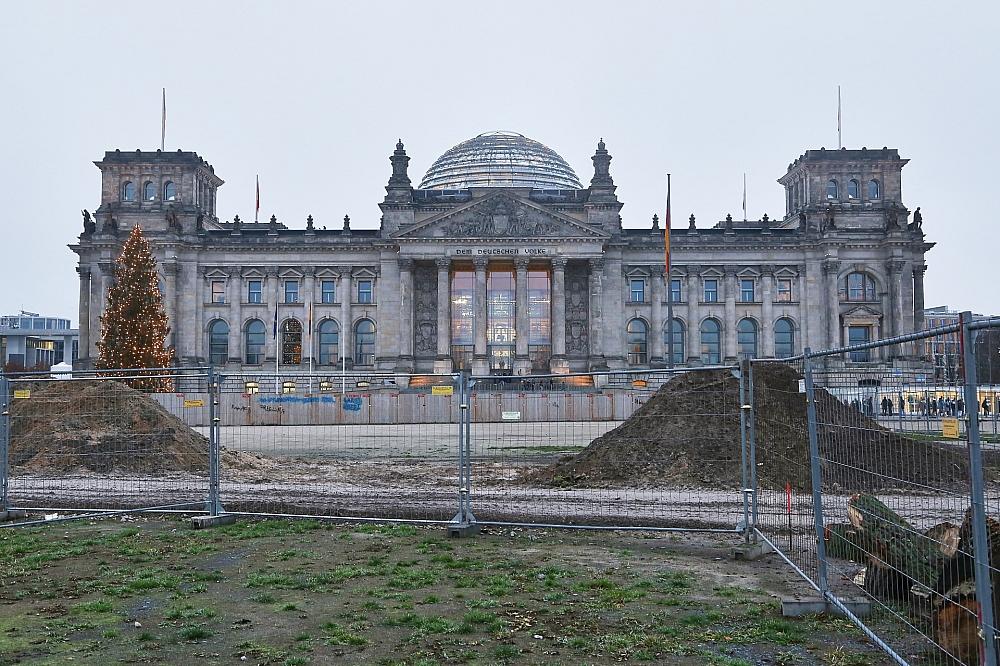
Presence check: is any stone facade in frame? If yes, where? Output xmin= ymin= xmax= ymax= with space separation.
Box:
xmin=70 ymin=140 xmax=933 ymax=375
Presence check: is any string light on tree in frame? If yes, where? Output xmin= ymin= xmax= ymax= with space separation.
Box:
xmin=96 ymin=224 xmax=174 ymax=390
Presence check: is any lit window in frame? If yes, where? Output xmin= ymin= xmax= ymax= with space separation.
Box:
xmin=740 ymin=279 xmax=755 ymax=303
xmin=776 ymin=279 xmax=793 ymax=302
xmin=664 ymin=318 xmax=684 ymax=365
xmin=774 ymin=318 xmax=795 ymax=358
xmin=737 ymin=318 xmax=758 ymax=359
xmin=211 ymin=280 xmax=226 ymax=304
xmin=247 ymin=280 xmax=262 ymax=304
xmin=848 ymin=179 xmax=860 ymax=199
xmin=321 ymin=279 xmax=336 ymax=304
xmin=244 ymin=381 xmax=259 ymax=395
xmin=282 ymin=381 xmax=296 ymax=394
xmin=700 ymin=319 xmax=721 ymax=364
xmin=163 ymin=181 xmax=177 ymax=201
xmin=826 ymin=179 xmax=838 ymax=200
xmin=629 ymin=279 xmax=646 ymax=303
xmin=840 ymin=272 xmax=877 ymax=302
xmin=357 ymin=279 xmax=374 ymax=304
xmin=281 ymin=319 xmax=303 ymax=365
xmin=703 ymin=279 xmax=718 ymax=303
xmin=122 ymin=181 xmax=136 ymax=202
xmin=318 ymin=319 xmax=340 ymax=365
xmin=670 ymin=279 xmax=682 ymax=303
xmin=626 ymin=318 xmax=648 ymax=365
xmin=244 ymin=320 xmax=265 ymax=364
xmin=208 ymin=319 xmax=229 ymax=365
xmin=284 ymin=280 xmax=300 ymax=303
xmin=868 ymin=179 xmax=880 ymax=199
xmin=143 ymin=181 xmax=156 ymax=201
xmin=354 ymin=318 xmax=376 ymax=365
xmin=319 ymin=380 xmax=333 ymax=392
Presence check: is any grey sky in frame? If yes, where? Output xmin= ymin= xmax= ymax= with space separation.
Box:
xmin=2 ymin=0 xmax=997 ymax=322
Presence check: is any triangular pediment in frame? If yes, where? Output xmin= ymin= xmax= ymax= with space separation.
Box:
xmin=392 ymin=191 xmax=609 ymax=240
xmin=842 ymin=305 xmax=882 ymax=318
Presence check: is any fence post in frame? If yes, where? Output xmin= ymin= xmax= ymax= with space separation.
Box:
xmin=803 ymin=349 xmax=830 ymax=593
xmin=463 ymin=371 xmax=475 ymax=525
xmin=0 ymin=374 xmax=9 ymax=512
xmin=961 ymin=316 xmax=998 ymax=665
xmin=737 ymin=363 xmax=750 ymax=541
xmin=747 ymin=360 xmax=759 ymax=540
xmin=207 ymin=367 xmax=222 ymax=516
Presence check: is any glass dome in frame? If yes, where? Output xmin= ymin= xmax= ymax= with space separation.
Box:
xmin=419 ymin=131 xmax=582 ymax=190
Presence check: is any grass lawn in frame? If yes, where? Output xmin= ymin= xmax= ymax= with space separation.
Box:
xmin=0 ymin=517 xmax=890 ymax=665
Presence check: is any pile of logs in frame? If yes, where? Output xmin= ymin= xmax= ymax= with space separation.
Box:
xmin=824 ymin=494 xmax=999 ymax=664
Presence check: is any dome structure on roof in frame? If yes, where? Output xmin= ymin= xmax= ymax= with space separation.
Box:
xmin=419 ymin=131 xmax=583 ymax=190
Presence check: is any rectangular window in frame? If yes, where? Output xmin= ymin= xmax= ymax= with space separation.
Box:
xmin=670 ymin=279 xmax=681 ymax=304
xmin=629 ymin=279 xmax=645 ymax=303
xmin=703 ymin=279 xmax=718 ymax=303
xmin=211 ymin=280 xmax=226 ymax=304
xmin=357 ymin=279 xmax=374 ymax=304
xmin=284 ymin=280 xmax=300 ymax=303
xmin=247 ymin=280 xmax=262 ymax=304
xmin=740 ymin=279 xmax=755 ymax=303
xmin=848 ymin=325 xmax=872 ymax=362
xmin=321 ymin=279 xmax=336 ymax=304
xmin=776 ymin=279 xmax=793 ymax=302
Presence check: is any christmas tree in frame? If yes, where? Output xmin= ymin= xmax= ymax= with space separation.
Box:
xmin=97 ymin=225 xmax=174 ymax=390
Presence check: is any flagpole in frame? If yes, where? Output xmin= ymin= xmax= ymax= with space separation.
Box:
xmin=665 ymin=173 xmax=674 ymax=369
xmin=160 ymin=88 xmax=166 ymax=152
xmin=742 ymin=172 xmax=747 ymax=221
xmin=838 ymin=85 xmax=842 ymax=149
xmin=255 ymin=175 xmax=260 ymax=224
xmin=274 ymin=307 xmax=279 ymax=394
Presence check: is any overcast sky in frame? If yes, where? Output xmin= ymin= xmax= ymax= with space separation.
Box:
xmin=2 ymin=0 xmax=997 ymax=322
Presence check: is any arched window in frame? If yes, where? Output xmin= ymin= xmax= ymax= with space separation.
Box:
xmin=826 ymin=179 xmax=839 ymax=200
xmin=626 ymin=318 xmax=648 ymax=365
xmin=868 ymin=179 xmax=880 ymax=199
xmin=244 ymin=319 xmax=265 ymax=365
xmin=163 ymin=181 xmax=177 ymax=201
xmin=317 ymin=319 xmax=340 ymax=365
xmin=281 ymin=319 xmax=303 ymax=365
xmin=208 ymin=319 xmax=229 ymax=365
xmin=143 ymin=181 xmax=156 ymax=201
xmin=664 ymin=318 xmax=685 ymax=366
xmin=122 ymin=181 xmax=135 ymax=202
xmin=848 ymin=179 xmax=860 ymax=199
xmin=354 ymin=318 xmax=376 ymax=366
xmin=840 ymin=272 xmax=877 ymax=302
xmin=774 ymin=318 xmax=795 ymax=358
xmin=700 ymin=319 xmax=721 ymax=365
xmin=737 ymin=318 xmax=758 ymax=359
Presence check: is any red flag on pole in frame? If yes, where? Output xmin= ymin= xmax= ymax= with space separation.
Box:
xmin=255 ymin=175 xmax=260 ymax=223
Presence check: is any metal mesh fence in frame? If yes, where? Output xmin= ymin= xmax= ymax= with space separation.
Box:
xmin=466 ymin=367 xmax=744 ymax=530
xmin=2 ymin=368 xmax=212 ymax=516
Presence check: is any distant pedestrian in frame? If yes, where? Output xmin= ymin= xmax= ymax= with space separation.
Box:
xmin=899 ymin=394 xmax=906 ymax=415
xmin=984 ymin=398 xmax=991 ymax=416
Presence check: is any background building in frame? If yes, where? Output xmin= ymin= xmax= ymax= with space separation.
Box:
xmin=0 ymin=312 xmax=78 ymax=370
xmin=71 ymin=132 xmax=932 ymax=376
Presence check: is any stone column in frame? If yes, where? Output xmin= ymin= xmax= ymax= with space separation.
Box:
xmin=62 ymin=335 xmax=74 ymax=364
xmin=823 ymin=260 xmax=841 ymax=349
xmin=398 ymin=259 xmax=415 ymax=369
xmin=472 ymin=257 xmax=489 ymax=375
xmin=160 ymin=261 xmax=178 ymax=355
xmin=912 ymin=264 xmax=926 ymax=332
xmin=229 ymin=269 xmax=242 ymax=364
xmin=89 ymin=263 xmax=103 ymax=361
xmin=686 ymin=266 xmax=699 ymax=364
xmin=98 ymin=261 xmax=115 ymax=359
xmin=550 ymin=257 xmax=568 ymax=373
xmin=649 ymin=266 xmax=665 ymax=367
xmin=761 ymin=266 xmax=774 ymax=358
xmin=514 ymin=258 xmax=530 ymax=375
xmin=303 ymin=267 xmax=316 ymax=365
xmin=77 ymin=266 xmax=91 ymax=364
xmin=435 ymin=258 xmax=453 ymax=373
xmin=724 ymin=266 xmax=737 ymax=361
xmin=268 ymin=269 xmax=280 ymax=366
xmin=603 ymin=255 xmax=625 ymax=368
xmin=588 ymin=258 xmax=607 ymax=370
xmin=340 ymin=268 xmax=353 ymax=369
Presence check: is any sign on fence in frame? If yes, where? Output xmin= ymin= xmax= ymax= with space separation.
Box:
xmin=183 ymin=399 xmax=205 ymax=408
xmin=431 ymin=386 xmax=454 ymax=396
xmin=941 ymin=417 xmax=960 ymax=439
xmin=13 ymin=389 xmax=30 ymax=399
xmin=502 ymin=410 xmax=521 ymax=421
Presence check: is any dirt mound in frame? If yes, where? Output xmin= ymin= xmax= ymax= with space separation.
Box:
xmin=527 ymin=364 xmax=975 ymax=492
xmin=12 ymin=380 xmax=213 ymax=475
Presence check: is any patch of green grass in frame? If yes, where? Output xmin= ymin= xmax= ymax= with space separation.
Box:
xmin=164 ymin=604 xmax=216 ymax=620
xmin=236 ymin=640 xmax=289 ymax=661
xmin=71 ymin=598 xmax=114 ymax=614
xmin=355 ymin=523 xmax=418 ymax=538
xmin=177 ymin=624 xmax=213 ymax=641
xmin=492 ymin=644 xmax=521 ymax=659
xmin=321 ymin=622 xmax=368 ymax=646
xmin=484 ymin=574 xmax=514 ymax=596
xmin=387 ymin=566 xmax=438 ymax=590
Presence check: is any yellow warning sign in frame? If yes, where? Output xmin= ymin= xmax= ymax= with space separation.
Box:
xmin=941 ymin=417 xmax=960 ymax=439
xmin=13 ymin=389 xmax=30 ymax=399
xmin=183 ymin=399 xmax=205 ymax=408
xmin=431 ymin=386 xmax=454 ymax=396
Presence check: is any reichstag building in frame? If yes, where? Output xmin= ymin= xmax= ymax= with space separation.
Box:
xmin=72 ymin=131 xmax=932 ymax=375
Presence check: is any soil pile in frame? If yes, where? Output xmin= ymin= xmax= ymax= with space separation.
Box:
xmin=527 ymin=364 xmax=977 ymax=492
xmin=9 ymin=380 xmax=262 ymax=475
